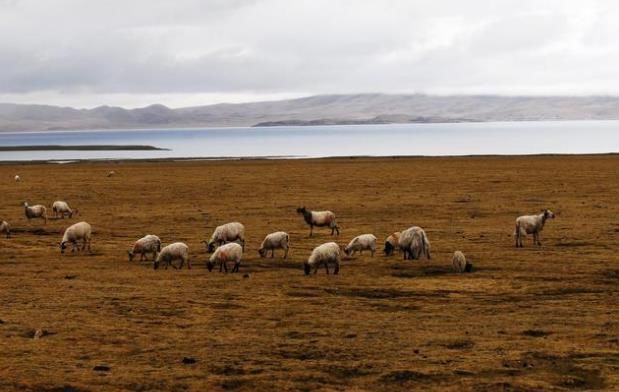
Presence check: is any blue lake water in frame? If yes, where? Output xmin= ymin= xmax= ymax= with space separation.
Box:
xmin=0 ymin=121 xmax=618 ymax=161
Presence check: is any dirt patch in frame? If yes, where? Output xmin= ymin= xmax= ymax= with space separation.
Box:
xmin=391 ymin=265 xmax=453 ymax=278
xmin=522 ymin=329 xmax=552 ymax=338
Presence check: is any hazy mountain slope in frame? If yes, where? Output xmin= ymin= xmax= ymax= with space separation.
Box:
xmin=2 ymin=94 xmax=619 ymax=132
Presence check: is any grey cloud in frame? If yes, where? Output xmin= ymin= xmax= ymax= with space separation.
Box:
xmin=2 ymin=0 xmax=619 ymax=106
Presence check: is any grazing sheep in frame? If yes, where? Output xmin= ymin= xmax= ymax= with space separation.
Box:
xmin=207 ymin=242 xmax=243 ymax=273
xmin=60 ymin=221 xmax=92 ymax=254
xmin=52 ymin=200 xmax=78 ymax=219
xmin=24 ymin=202 xmax=47 ymax=224
xmin=515 ymin=209 xmax=555 ymax=247
xmin=258 ymin=231 xmax=289 ymax=259
xmin=107 ymin=170 xmax=116 ymax=177
xmin=0 ymin=220 xmax=10 ymax=238
xmin=344 ymin=234 xmax=377 ymax=256
xmin=14 ymin=175 xmax=20 ymax=182
xmin=383 ymin=231 xmax=401 ymax=256
xmin=452 ymin=250 xmax=473 ymax=273
xmin=398 ymin=226 xmax=431 ymax=260
xmin=304 ymin=242 xmax=341 ymax=275
xmin=205 ymin=222 xmax=245 ymax=252
xmin=296 ymin=207 xmax=340 ymax=237
xmin=128 ymin=234 xmax=161 ymax=262
xmin=154 ymin=242 xmax=190 ymax=270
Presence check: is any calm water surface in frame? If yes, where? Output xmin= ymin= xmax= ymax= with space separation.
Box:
xmin=0 ymin=121 xmax=617 ymax=161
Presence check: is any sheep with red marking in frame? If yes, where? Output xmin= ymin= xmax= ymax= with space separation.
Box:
xmin=296 ymin=207 xmax=340 ymax=237
xmin=515 ymin=209 xmax=555 ymax=247
xmin=154 ymin=242 xmax=190 ymax=270
xmin=344 ymin=234 xmax=377 ymax=256
xmin=384 ymin=231 xmax=401 ymax=256
xmin=258 ymin=231 xmax=289 ymax=259
xmin=128 ymin=234 xmax=161 ymax=262
xmin=205 ymin=222 xmax=245 ymax=253
xmin=24 ymin=202 xmax=47 ymax=224
xmin=207 ymin=242 xmax=243 ymax=273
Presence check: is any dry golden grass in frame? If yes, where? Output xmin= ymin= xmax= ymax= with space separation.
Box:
xmin=0 ymin=155 xmax=618 ymax=391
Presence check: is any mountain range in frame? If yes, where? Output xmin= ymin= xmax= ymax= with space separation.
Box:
xmin=3 ymin=94 xmax=619 ymax=132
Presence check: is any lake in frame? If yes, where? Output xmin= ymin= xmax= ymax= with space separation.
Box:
xmin=0 ymin=121 xmax=618 ymax=161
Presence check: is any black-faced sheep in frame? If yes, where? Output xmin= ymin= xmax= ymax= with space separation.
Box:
xmin=296 ymin=207 xmax=340 ymax=237
xmin=384 ymin=231 xmax=401 ymax=256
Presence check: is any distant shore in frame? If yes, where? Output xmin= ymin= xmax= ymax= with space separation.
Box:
xmin=0 ymin=145 xmax=169 ymax=151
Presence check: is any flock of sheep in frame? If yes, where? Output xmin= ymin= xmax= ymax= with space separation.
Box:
xmin=1 ymin=180 xmax=557 ymax=275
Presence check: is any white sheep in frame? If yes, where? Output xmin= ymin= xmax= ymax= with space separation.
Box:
xmin=304 ymin=242 xmax=341 ymax=275
xmin=107 ymin=170 xmax=116 ymax=177
xmin=207 ymin=242 xmax=243 ymax=273
xmin=24 ymin=202 xmax=48 ymax=224
xmin=515 ymin=209 xmax=555 ymax=247
xmin=14 ymin=175 xmax=20 ymax=182
xmin=398 ymin=226 xmax=431 ymax=260
xmin=452 ymin=250 xmax=473 ymax=273
xmin=0 ymin=220 xmax=10 ymax=238
xmin=344 ymin=234 xmax=377 ymax=256
xmin=128 ymin=234 xmax=161 ymax=262
xmin=383 ymin=231 xmax=401 ymax=256
xmin=155 ymin=242 xmax=190 ymax=270
xmin=60 ymin=221 xmax=92 ymax=254
xmin=296 ymin=207 xmax=340 ymax=237
xmin=205 ymin=222 xmax=245 ymax=252
xmin=258 ymin=231 xmax=289 ymax=259
xmin=52 ymin=200 xmax=78 ymax=219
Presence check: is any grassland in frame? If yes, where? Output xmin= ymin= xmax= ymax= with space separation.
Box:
xmin=0 ymin=155 xmax=618 ymax=391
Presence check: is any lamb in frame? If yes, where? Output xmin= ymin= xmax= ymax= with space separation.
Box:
xmin=258 ymin=231 xmax=289 ymax=259
xmin=304 ymin=242 xmax=341 ymax=275
xmin=14 ymin=175 xmax=20 ymax=182
xmin=398 ymin=226 xmax=431 ymax=260
xmin=452 ymin=250 xmax=473 ymax=273
xmin=515 ymin=209 xmax=555 ymax=247
xmin=383 ymin=231 xmax=401 ymax=256
xmin=0 ymin=221 xmax=10 ymax=238
xmin=296 ymin=207 xmax=340 ymax=237
xmin=344 ymin=234 xmax=377 ymax=256
xmin=207 ymin=242 xmax=243 ymax=273
xmin=128 ymin=234 xmax=161 ymax=262
xmin=24 ymin=202 xmax=47 ymax=224
xmin=205 ymin=222 xmax=245 ymax=252
xmin=154 ymin=242 xmax=190 ymax=270
xmin=52 ymin=200 xmax=78 ymax=219
xmin=60 ymin=221 xmax=92 ymax=254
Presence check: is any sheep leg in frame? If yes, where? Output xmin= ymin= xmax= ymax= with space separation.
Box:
xmin=334 ymin=263 xmax=340 ymax=275
xmin=232 ymin=261 xmax=239 ymax=273
xmin=271 ymin=249 xmax=275 ymax=258
xmin=324 ymin=263 xmax=330 ymax=274
xmin=284 ymin=247 xmax=288 ymax=259
xmin=223 ymin=261 xmax=229 ymax=273
xmin=309 ymin=225 xmax=313 ymax=237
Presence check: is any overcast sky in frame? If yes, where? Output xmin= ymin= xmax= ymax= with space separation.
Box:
xmin=1 ymin=0 xmax=619 ymax=108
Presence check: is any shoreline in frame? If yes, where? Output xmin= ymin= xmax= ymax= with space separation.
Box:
xmin=0 ymin=152 xmax=616 ymax=165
